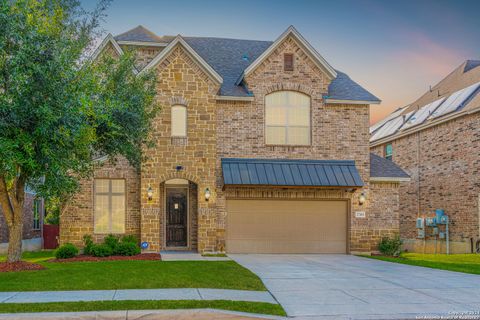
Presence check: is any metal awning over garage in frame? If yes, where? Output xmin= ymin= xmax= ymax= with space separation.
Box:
xmin=222 ymin=158 xmax=363 ymax=187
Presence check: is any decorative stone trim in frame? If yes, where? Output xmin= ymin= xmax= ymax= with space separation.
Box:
xmin=158 ymin=172 xmax=201 ymax=185
xmin=170 ymin=96 xmax=189 ymax=106
xmin=264 ymin=82 xmax=316 ymax=97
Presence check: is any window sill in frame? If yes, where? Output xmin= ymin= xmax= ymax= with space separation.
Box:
xmin=171 ymin=136 xmax=188 ymax=146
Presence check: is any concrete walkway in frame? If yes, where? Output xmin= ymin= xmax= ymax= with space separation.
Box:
xmin=0 ymin=288 xmax=276 ymax=304
xmin=231 ymin=254 xmax=480 ymax=320
xmin=0 ymin=309 xmax=285 ymax=320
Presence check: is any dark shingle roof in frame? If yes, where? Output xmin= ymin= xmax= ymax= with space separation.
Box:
xmin=464 ymin=60 xmax=480 ymax=73
xmin=328 ymin=71 xmax=380 ymax=102
xmin=113 ymin=27 xmax=379 ymax=101
xmin=184 ymin=37 xmax=272 ymax=96
xmin=370 ymin=153 xmax=409 ymax=179
xmin=114 ymin=25 xmax=163 ymax=43
xmin=222 ymin=158 xmax=364 ymax=187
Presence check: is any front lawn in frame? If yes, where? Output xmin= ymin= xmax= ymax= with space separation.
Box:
xmin=0 ymin=300 xmax=286 ymax=316
xmin=363 ymin=253 xmax=480 ymax=275
xmin=0 ymin=251 xmax=266 ymax=291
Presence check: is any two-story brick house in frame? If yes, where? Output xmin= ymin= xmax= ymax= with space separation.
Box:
xmin=371 ymin=60 xmax=480 ymax=254
xmin=60 ymin=25 xmax=409 ymax=254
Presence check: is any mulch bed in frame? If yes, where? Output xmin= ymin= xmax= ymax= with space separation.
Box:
xmin=50 ymin=253 xmax=161 ymax=263
xmin=0 ymin=261 xmax=46 ymax=273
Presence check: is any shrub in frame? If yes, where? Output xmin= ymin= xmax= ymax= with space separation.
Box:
xmin=378 ymin=236 xmax=402 ymax=257
xmin=83 ymin=234 xmax=94 ymax=255
xmin=114 ymin=242 xmax=141 ymax=256
xmin=91 ymin=244 xmax=113 ymax=257
xmin=55 ymin=243 xmax=79 ymax=259
xmin=121 ymin=235 xmax=138 ymax=245
xmin=104 ymin=234 xmax=119 ymax=250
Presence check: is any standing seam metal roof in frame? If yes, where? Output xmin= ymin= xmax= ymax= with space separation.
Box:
xmin=221 ymin=158 xmax=364 ymax=187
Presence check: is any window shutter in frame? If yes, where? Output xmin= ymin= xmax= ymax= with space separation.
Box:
xmin=284 ymin=53 xmax=294 ymax=71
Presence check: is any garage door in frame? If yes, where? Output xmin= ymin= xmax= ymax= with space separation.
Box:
xmin=226 ymin=200 xmax=347 ymax=254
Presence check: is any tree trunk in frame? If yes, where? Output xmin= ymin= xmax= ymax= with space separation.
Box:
xmin=7 ymin=222 xmax=23 ymax=263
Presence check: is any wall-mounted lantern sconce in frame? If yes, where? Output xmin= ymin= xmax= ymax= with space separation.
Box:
xmin=359 ymin=191 xmax=366 ymax=205
xmin=205 ymin=188 xmax=211 ymax=201
xmin=147 ymin=186 xmax=153 ymax=201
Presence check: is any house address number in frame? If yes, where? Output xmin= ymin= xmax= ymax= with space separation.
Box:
xmin=355 ymin=211 xmax=366 ymax=218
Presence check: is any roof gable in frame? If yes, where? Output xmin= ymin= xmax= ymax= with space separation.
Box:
xmin=140 ymin=36 xmax=223 ymax=84
xmin=243 ymin=26 xmax=337 ymax=80
xmin=114 ymin=25 xmax=163 ymax=43
xmin=90 ymin=34 xmax=124 ymax=62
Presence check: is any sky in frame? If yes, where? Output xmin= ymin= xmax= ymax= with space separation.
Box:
xmin=81 ymin=0 xmax=480 ymax=124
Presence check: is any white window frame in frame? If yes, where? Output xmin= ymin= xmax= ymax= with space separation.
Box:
xmin=33 ymin=199 xmax=41 ymax=230
xmin=94 ymin=179 xmax=126 ymax=234
xmin=171 ymin=104 xmax=187 ymax=137
xmin=265 ymin=91 xmax=311 ymax=146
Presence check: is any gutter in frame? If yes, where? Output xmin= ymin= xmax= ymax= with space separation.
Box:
xmin=370 ymin=177 xmax=411 ymax=183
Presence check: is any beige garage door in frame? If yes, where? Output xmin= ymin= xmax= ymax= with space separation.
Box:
xmin=226 ymin=200 xmax=348 ymax=254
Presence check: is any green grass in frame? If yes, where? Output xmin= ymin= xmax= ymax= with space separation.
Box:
xmin=0 ymin=251 xmax=266 ymax=292
xmin=0 ymin=300 xmax=286 ymax=316
xmin=362 ymin=253 xmax=480 ymax=275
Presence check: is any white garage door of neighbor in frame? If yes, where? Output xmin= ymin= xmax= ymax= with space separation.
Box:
xmin=226 ymin=200 xmax=348 ymax=254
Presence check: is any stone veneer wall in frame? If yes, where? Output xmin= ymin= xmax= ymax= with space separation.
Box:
xmin=139 ymin=45 xmax=220 ymax=252
xmin=0 ymin=193 xmax=40 ymax=243
xmin=60 ymin=157 xmax=141 ymax=247
xmin=371 ymin=112 xmax=480 ymax=253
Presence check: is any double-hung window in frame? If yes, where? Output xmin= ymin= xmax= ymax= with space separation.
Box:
xmin=265 ymin=91 xmax=311 ymax=145
xmin=33 ymin=199 xmax=41 ymax=230
xmin=94 ymin=179 xmax=125 ymax=234
xmin=385 ymin=143 xmax=393 ymax=161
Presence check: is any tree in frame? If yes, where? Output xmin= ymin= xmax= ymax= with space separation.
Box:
xmin=0 ymin=0 xmax=158 ymax=262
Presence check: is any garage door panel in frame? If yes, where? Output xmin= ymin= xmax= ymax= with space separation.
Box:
xmin=226 ymin=200 xmax=347 ymax=254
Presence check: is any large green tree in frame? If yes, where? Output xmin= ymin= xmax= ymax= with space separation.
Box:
xmin=0 ymin=0 xmax=157 ymax=262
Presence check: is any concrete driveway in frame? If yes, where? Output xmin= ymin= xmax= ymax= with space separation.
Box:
xmin=231 ymin=254 xmax=480 ymax=319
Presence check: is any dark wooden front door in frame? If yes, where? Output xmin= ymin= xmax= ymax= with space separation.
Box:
xmin=166 ymin=188 xmax=188 ymax=247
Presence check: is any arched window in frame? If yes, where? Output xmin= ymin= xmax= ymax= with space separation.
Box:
xmin=265 ymin=91 xmax=311 ymax=145
xmin=171 ymin=105 xmax=187 ymax=137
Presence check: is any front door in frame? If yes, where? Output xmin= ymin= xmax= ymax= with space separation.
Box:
xmin=166 ymin=188 xmax=188 ymax=247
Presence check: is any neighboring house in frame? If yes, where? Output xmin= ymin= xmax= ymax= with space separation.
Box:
xmin=370 ymin=60 xmax=480 ymax=254
xmin=0 ymin=189 xmax=44 ymax=254
xmin=60 ymin=25 xmax=409 ymax=254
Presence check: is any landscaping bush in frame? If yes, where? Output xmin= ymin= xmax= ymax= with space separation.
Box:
xmin=114 ymin=242 xmax=141 ymax=256
xmin=90 ymin=244 xmax=113 ymax=257
xmin=378 ymin=236 xmax=402 ymax=257
xmin=121 ymin=235 xmax=138 ymax=245
xmin=55 ymin=243 xmax=79 ymax=259
xmin=83 ymin=235 xmax=94 ymax=255
xmin=104 ymin=234 xmax=120 ymax=250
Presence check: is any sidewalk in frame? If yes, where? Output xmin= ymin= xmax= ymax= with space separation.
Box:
xmin=0 ymin=288 xmax=276 ymax=304
xmin=0 ymin=309 xmax=286 ymax=320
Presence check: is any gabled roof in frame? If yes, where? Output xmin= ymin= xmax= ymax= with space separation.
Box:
xmin=107 ymin=25 xmax=379 ymax=102
xmin=370 ymin=59 xmax=480 ymax=144
xmin=90 ymin=33 xmax=124 ymax=62
xmin=370 ymin=154 xmax=410 ymax=181
xmin=222 ymin=158 xmax=364 ymax=187
xmin=114 ymin=25 xmax=163 ymax=43
xmin=140 ymin=35 xmax=223 ymax=84
xmin=243 ymin=26 xmax=337 ymax=80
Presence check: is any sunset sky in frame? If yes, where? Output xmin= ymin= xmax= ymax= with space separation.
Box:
xmin=82 ymin=0 xmax=480 ymax=124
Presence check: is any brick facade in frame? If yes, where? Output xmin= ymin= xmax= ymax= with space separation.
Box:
xmin=371 ymin=112 xmax=480 ymax=253
xmin=60 ymin=32 xmax=401 ymax=254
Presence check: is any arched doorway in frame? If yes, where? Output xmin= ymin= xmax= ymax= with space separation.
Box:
xmin=162 ymin=179 xmax=198 ymax=251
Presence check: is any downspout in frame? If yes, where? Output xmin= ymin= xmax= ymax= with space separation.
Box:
xmin=417 ymin=131 xmax=424 ymax=254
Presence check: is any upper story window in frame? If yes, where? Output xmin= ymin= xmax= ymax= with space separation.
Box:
xmin=265 ymin=91 xmax=311 ymax=145
xmin=94 ymin=179 xmax=125 ymax=234
xmin=284 ymin=53 xmax=294 ymax=71
xmin=385 ymin=143 xmax=393 ymax=161
xmin=171 ymin=105 xmax=187 ymax=137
